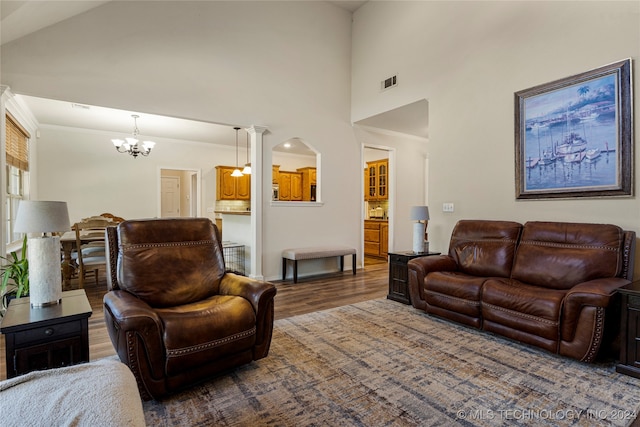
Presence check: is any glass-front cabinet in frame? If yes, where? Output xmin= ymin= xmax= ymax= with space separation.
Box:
xmin=364 ymin=159 xmax=388 ymax=201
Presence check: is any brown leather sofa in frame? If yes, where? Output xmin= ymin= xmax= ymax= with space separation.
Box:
xmin=103 ymin=218 xmax=277 ymax=400
xmin=408 ymin=220 xmax=636 ymax=362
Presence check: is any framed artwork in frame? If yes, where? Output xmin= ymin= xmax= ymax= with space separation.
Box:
xmin=515 ymin=59 xmax=633 ymax=199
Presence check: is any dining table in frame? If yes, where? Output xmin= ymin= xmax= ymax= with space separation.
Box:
xmin=59 ymin=230 xmax=105 ymax=289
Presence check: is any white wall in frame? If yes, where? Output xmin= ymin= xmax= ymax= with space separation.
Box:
xmin=1 ymin=1 xmax=359 ymax=281
xmin=352 ymin=1 xmax=640 ymax=276
xmin=35 ymin=125 xmax=236 ymax=224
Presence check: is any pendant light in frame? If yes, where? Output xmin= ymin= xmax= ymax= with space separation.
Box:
xmin=242 ymin=131 xmax=251 ymax=174
xmin=231 ymin=127 xmax=243 ymax=177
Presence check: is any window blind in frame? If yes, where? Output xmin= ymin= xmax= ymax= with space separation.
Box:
xmin=5 ymin=113 xmax=30 ymax=171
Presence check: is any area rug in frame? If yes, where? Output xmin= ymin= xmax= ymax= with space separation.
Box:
xmin=143 ymin=299 xmax=640 ymax=426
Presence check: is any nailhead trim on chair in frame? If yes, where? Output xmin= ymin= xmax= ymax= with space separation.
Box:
xmin=519 ymin=240 xmax=620 ymax=252
xmin=121 ymin=240 xmax=216 ymax=251
xmin=166 ymin=327 xmax=257 ymax=357
xmin=581 ymin=307 xmax=604 ymax=363
xmin=126 ymin=330 xmax=152 ymax=401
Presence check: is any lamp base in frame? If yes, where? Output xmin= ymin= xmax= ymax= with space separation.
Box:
xmin=413 ymin=222 xmax=426 ymax=253
xmin=28 ymin=236 xmax=63 ymax=308
xmin=31 ymin=299 xmax=62 ymax=308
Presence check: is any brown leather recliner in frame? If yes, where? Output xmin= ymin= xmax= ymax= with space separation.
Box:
xmin=103 ymin=218 xmax=277 ymax=400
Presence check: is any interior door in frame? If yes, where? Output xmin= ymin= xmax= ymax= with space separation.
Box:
xmin=161 ymin=176 xmax=180 ymax=217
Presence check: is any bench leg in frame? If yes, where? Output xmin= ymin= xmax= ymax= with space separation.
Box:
xmin=339 ymin=255 xmax=344 ymax=272
xmin=294 ymin=260 xmax=298 ymax=284
xmin=282 ymin=258 xmax=287 ymax=281
xmin=352 ymin=253 xmax=356 ymax=275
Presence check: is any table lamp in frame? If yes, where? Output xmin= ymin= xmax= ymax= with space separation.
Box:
xmin=410 ymin=206 xmax=430 ymax=254
xmin=14 ymin=201 xmax=71 ymax=307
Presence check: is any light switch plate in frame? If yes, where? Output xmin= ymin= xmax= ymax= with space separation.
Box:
xmin=442 ymin=203 xmax=455 ymax=213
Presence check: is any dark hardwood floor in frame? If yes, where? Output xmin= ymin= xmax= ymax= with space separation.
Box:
xmin=0 ymin=257 xmax=389 ymax=380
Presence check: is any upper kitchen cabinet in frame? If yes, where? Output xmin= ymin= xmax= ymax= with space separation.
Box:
xmin=364 ymin=159 xmax=388 ymax=201
xmin=278 ymin=171 xmax=303 ymax=201
xmin=272 ymin=138 xmax=320 ymax=203
xmin=297 ymin=167 xmax=317 ymax=201
xmin=216 ymin=166 xmax=250 ymax=200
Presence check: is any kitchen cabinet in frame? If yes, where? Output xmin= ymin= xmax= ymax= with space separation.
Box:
xmin=380 ymin=222 xmax=389 ymax=255
xmin=364 ymin=220 xmax=388 ymax=258
xmin=297 ymin=167 xmax=317 ymax=201
xmin=216 ymin=166 xmax=250 ymax=201
xmin=364 ymin=159 xmax=388 ymax=201
xmin=272 ymin=165 xmax=280 ymax=184
xmin=279 ymin=171 xmax=303 ymax=201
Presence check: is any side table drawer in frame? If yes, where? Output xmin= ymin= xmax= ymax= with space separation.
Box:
xmin=14 ymin=320 xmax=82 ymax=346
xmin=628 ymin=295 xmax=640 ymax=309
xmin=389 ymin=254 xmax=404 ymax=264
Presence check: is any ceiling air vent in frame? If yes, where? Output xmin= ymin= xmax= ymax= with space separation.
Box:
xmin=381 ymin=75 xmax=397 ymax=91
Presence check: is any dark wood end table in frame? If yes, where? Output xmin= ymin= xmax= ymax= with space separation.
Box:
xmin=0 ymin=289 xmax=92 ymax=378
xmin=616 ymin=281 xmax=640 ymax=378
xmin=387 ymin=251 xmax=440 ymax=305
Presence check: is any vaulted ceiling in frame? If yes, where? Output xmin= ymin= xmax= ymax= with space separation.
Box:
xmin=2 ymin=1 xmax=427 ymax=146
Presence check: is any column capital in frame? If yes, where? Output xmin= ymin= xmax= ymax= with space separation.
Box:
xmin=246 ymin=125 xmax=268 ymax=135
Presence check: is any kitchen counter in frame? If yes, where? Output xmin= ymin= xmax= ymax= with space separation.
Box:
xmin=215 ymin=210 xmax=251 ymax=216
xmin=365 ymin=218 xmax=388 ymax=222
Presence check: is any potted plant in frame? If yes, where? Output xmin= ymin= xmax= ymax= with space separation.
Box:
xmin=1 ymin=235 xmax=29 ymax=311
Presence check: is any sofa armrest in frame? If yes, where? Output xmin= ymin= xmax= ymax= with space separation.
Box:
xmin=103 ymin=290 xmax=165 ymax=380
xmin=407 ymin=255 xmax=458 ymax=310
xmin=561 ymin=277 xmax=629 ymax=340
xmin=219 ymin=273 xmax=277 ymax=359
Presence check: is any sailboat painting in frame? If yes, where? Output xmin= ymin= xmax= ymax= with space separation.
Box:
xmin=515 ymin=59 xmax=632 ymax=199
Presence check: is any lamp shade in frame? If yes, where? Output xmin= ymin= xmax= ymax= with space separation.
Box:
xmin=14 ymin=201 xmax=71 ymax=233
xmin=409 ymin=206 xmax=430 ymax=221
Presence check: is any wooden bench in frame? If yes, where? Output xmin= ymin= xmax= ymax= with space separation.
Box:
xmin=282 ymin=246 xmax=357 ymax=283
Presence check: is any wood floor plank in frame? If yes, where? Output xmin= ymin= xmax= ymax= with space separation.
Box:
xmin=0 ymin=258 xmax=389 ymax=380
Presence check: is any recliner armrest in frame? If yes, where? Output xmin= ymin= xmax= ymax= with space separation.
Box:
xmin=219 ymin=273 xmax=277 ymax=315
xmin=219 ymin=273 xmax=277 ymax=359
xmin=103 ymin=290 xmax=165 ymax=380
xmin=561 ymin=277 xmax=629 ymax=340
xmin=407 ymin=255 xmax=458 ymax=310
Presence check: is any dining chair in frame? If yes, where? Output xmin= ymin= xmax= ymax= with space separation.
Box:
xmin=72 ymin=217 xmax=113 ymax=287
xmin=99 ymin=213 xmax=125 ymax=223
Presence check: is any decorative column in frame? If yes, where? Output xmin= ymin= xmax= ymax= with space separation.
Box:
xmin=247 ymin=125 xmax=268 ymax=280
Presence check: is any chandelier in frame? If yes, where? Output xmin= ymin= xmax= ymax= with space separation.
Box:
xmin=112 ymin=115 xmax=156 ymax=158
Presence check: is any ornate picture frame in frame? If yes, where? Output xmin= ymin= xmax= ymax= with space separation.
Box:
xmin=515 ymin=59 xmax=633 ymax=199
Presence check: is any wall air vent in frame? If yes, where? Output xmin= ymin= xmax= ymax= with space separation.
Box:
xmin=381 ymin=75 xmax=397 ymax=91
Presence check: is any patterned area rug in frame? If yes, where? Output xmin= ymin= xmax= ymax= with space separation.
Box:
xmin=143 ymin=299 xmax=640 ymax=426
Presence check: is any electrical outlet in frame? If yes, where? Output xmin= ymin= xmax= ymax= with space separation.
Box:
xmin=206 ymin=207 xmax=214 ymax=213
xmin=442 ymin=203 xmax=455 ymax=213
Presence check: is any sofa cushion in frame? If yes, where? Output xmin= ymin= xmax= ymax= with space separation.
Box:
xmin=511 ymin=221 xmax=624 ymax=290
xmin=449 ymin=220 xmax=522 ymax=278
xmin=425 ymin=272 xmax=485 ymax=318
xmin=157 ymin=295 xmax=256 ymax=376
xmin=482 ymin=278 xmax=566 ymax=345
